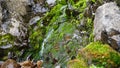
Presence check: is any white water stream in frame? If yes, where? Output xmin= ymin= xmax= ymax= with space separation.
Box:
xmin=39 ymin=29 xmax=54 ymax=56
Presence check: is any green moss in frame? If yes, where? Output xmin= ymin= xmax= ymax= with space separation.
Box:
xmin=78 ymin=42 xmax=120 ymax=67
xmin=90 ymin=64 xmax=104 ymax=68
xmin=58 ymin=22 xmax=75 ymax=34
xmin=89 ymin=32 xmax=94 ymax=42
xmin=0 ymin=34 xmax=14 ymax=46
xmin=74 ymin=0 xmax=87 ymax=12
xmin=49 ymin=4 xmax=63 ymax=23
xmin=67 ymin=59 xmax=88 ymax=68
xmin=42 ymin=4 xmax=63 ymax=25
xmin=27 ymin=0 xmax=97 ymax=67
xmin=85 ymin=42 xmax=110 ymax=54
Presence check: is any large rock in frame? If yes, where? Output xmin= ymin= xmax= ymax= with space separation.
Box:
xmin=0 ymin=0 xmax=51 ymax=60
xmin=0 ymin=0 xmax=30 ymax=60
xmin=0 ymin=0 xmax=28 ymax=45
xmin=93 ymin=2 xmax=120 ymax=50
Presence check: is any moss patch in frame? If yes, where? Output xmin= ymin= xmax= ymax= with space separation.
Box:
xmin=78 ymin=42 xmax=120 ymax=67
xmin=0 ymin=34 xmax=14 ymax=46
xmin=67 ymin=59 xmax=88 ymax=68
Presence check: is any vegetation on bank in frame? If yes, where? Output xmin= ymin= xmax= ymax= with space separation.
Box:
xmin=24 ymin=0 xmax=96 ymax=67
xmin=68 ymin=42 xmax=120 ymax=68
xmin=67 ymin=59 xmax=88 ymax=68
xmin=0 ymin=0 xmax=120 ymax=67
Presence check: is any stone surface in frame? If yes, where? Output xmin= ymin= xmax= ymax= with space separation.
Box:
xmin=0 ymin=0 xmax=51 ymax=47
xmin=0 ymin=0 xmax=28 ymax=46
xmin=0 ymin=0 xmax=31 ymax=60
xmin=37 ymin=60 xmax=43 ymax=68
xmin=0 ymin=0 xmax=57 ymax=61
xmin=0 ymin=0 xmax=48 ymax=58
xmin=93 ymin=2 xmax=120 ymax=50
xmin=19 ymin=60 xmax=34 ymax=68
xmin=1 ymin=59 xmax=21 ymax=68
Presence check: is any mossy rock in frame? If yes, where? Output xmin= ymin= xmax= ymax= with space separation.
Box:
xmin=78 ymin=42 xmax=120 ymax=67
xmin=67 ymin=59 xmax=88 ymax=68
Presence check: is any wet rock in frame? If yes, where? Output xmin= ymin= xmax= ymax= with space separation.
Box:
xmin=0 ymin=0 xmax=30 ymax=60
xmin=46 ymin=0 xmax=56 ymax=6
xmin=0 ymin=0 xmax=28 ymax=43
xmin=1 ymin=59 xmax=21 ymax=68
xmin=19 ymin=60 xmax=35 ymax=68
xmin=37 ymin=60 xmax=43 ymax=68
xmin=0 ymin=0 xmax=56 ymax=61
xmin=0 ymin=60 xmax=44 ymax=68
xmin=0 ymin=61 xmax=4 ymax=67
xmin=32 ymin=3 xmax=48 ymax=13
xmin=93 ymin=2 xmax=120 ymax=50
xmin=0 ymin=5 xmax=2 ymax=24
xmin=29 ymin=16 xmax=40 ymax=25
xmin=4 ymin=0 xmax=27 ymax=16
xmin=34 ymin=0 xmax=45 ymax=5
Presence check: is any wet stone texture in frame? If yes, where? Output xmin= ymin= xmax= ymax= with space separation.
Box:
xmin=0 ymin=0 xmax=30 ymax=60
xmin=0 ymin=0 xmax=56 ymax=60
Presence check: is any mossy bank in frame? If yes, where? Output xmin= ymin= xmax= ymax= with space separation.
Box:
xmin=67 ymin=42 xmax=120 ymax=68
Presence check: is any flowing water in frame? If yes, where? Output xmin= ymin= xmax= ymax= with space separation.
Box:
xmin=40 ymin=29 xmax=54 ymax=56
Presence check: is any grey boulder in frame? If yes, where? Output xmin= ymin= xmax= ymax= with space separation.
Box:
xmin=94 ymin=2 xmax=120 ymax=50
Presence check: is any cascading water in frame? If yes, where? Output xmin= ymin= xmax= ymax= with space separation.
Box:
xmin=39 ymin=29 xmax=54 ymax=56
